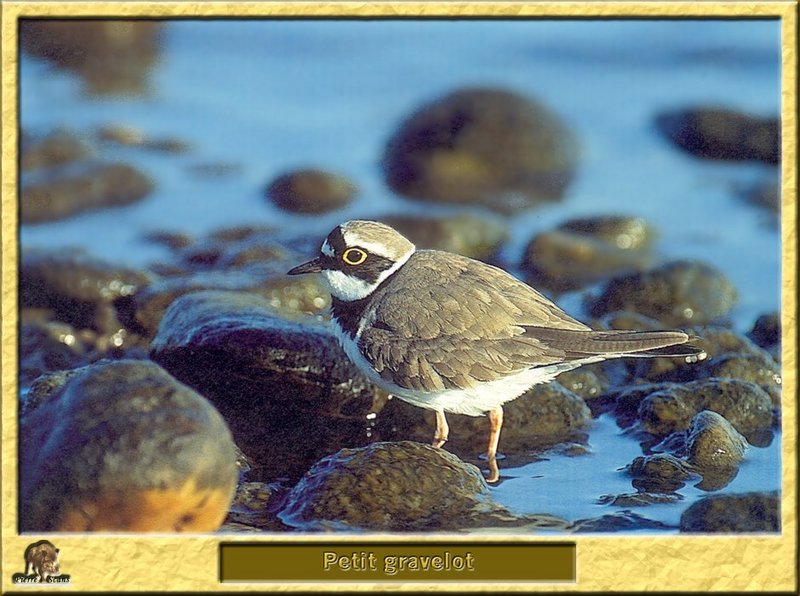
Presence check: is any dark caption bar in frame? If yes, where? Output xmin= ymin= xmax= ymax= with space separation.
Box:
xmin=220 ymin=542 xmax=575 ymax=582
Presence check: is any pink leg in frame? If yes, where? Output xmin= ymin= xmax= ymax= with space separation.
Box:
xmin=432 ymin=409 xmax=449 ymax=448
xmin=486 ymin=406 xmax=503 ymax=483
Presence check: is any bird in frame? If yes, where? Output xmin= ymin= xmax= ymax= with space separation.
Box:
xmin=288 ymin=220 xmax=705 ymax=482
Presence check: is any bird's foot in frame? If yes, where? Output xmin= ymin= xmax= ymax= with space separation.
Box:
xmin=431 ymin=435 xmax=448 ymax=449
xmin=486 ymin=456 xmax=500 ymax=484
xmin=432 ymin=409 xmax=449 ymax=449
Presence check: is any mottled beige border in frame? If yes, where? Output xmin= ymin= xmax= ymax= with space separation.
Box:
xmin=1 ymin=1 xmax=796 ymax=592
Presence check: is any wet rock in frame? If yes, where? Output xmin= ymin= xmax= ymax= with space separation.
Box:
xmin=738 ymin=178 xmax=780 ymax=214
xmin=694 ymin=352 xmax=781 ymax=408
xmin=132 ymin=269 xmax=328 ymax=337
xmin=656 ymin=107 xmax=779 ymax=165
xmin=559 ymin=216 xmax=655 ymax=250
xmin=214 ymin=237 xmax=297 ymax=269
xmin=521 ymin=217 xmax=655 ymax=293
xmin=19 ymin=318 xmax=92 ymax=389
xmin=20 ymin=20 xmax=163 ymax=96
xmin=143 ymin=230 xmax=194 ymax=251
xmin=150 ymin=291 xmax=380 ymax=479
xmin=749 ymin=312 xmax=781 ymax=352
xmin=209 ymin=225 xmax=280 ymax=244
xmin=626 ymin=453 xmax=698 ymax=482
xmin=384 ymin=87 xmax=579 ymax=212
xmin=555 ymin=366 xmax=610 ymax=400
xmin=224 ymin=481 xmax=291 ymax=532
xmin=686 ymin=410 xmax=747 ymax=478
xmin=633 ymin=325 xmax=774 ymax=383
xmin=679 ymin=492 xmax=780 ymax=533
xmin=378 ymin=213 xmax=508 ymax=261
xmin=630 ymin=326 xmax=781 ymax=408
xmin=23 ymin=368 xmax=84 ymax=417
xmin=97 ymin=124 xmax=190 ymax=153
xmin=613 ymin=382 xmax=679 ymax=428
xmin=277 ymin=441 xmax=517 ymax=531
xmin=637 ymin=378 xmax=773 ymax=439
xmin=21 ymin=249 xmax=151 ymax=336
xmin=587 ymin=260 xmax=738 ymax=327
xmin=570 ymin=511 xmax=675 ymax=533
xmin=187 ymin=162 xmax=243 ymax=178
xmin=131 ymin=229 xmax=331 ymax=335
xmin=19 ymin=360 xmax=238 ymax=531
xmin=172 ymin=229 xmax=296 ymax=271
xmin=21 ymin=129 xmax=92 ymax=171
xmin=21 ymin=161 xmax=154 ymax=224
xmin=598 ymin=492 xmax=683 ymax=507
xmin=375 ymin=382 xmax=591 ymax=460
xmin=266 ymin=169 xmax=357 ymax=214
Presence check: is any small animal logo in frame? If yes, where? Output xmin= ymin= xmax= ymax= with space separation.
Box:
xmin=11 ymin=540 xmax=70 ymax=584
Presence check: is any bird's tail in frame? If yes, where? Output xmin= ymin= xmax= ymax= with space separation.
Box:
xmin=524 ymin=327 xmax=707 ymax=361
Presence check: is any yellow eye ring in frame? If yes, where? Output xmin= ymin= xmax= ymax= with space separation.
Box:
xmin=342 ymin=248 xmax=368 ymax=266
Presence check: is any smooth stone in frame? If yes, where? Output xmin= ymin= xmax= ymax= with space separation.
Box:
xmin=694 ymin=352 xmax=781 ymax=408
xmin=613 ymin=382 xmax=680 ymax=429
xmin=570 ymin=511 xmax=675 ymax=533
xmin=150 ymin=290 xmax=380 ymax=479
xmin=19 ymin=20 xmax=163 ymax=96
xmin=19 ymin=318 xmax=91 ymax=390
xmin=21 ymin=161 xmax=154 ymax=224
xmin=679 ymin=491 xmax=780 ymax=533
xmin=21 ymin=129 xmax=92 ymax=171
xmin=383 ymin=87 xmax=579 ymax=212
xmin=686 ymin=410 xmax=748 ymax=472
xmin=223 ymin=481 xmax=291 ymax=531
xmin=637 ymin=378 xmax=774 ymax=439
xmin=558 ymin=216 xmax=655 ymax=250
xmin=587 ymin=260 xmax=738 ymax=326
xmin=656 ymin=107 xmax=779 ymax=164
xmin=632 ymin=325 xmax=777 ymax=383
xmin=19 ymin=359 xmax=238 ymax=532
xmin=521 ymin=216 xmax=655 ymax=293
xmin=748 ymin=312 xmax=781 ymax=350
xmin=555 ymin=366 xmax=610 ymax=400
xmin=277 ymin=441 xmax=520 ymax=532
xmin=132 ymin=269 xmax=329 ymax=337
xmin=626 ymin=453 xmax=699 ymax=481
xmin=266 ymin=169 xmax=357 ymax=214
xmin=20 ymin=249 xmax=151 ymax=335
xmin=597 ymin=492 xmax=684 ymax=506
xmin=97 ymin=123 xmax=190 ymax=152
xmin=738 ymin=178 xmax=780 ymax=213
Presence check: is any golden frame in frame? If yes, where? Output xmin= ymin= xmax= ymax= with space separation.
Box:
xmin=1 ymin=2 xmax=796 ymax=592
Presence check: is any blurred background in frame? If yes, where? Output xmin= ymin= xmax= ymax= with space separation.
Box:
xmin=17 ymin=19 xmax=782 ymax=533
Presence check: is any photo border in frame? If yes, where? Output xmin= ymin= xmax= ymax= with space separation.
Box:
xmin=1 ymin=1 xmax=796 ymax=592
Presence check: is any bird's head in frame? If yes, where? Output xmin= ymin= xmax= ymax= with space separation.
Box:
xmin=288 ymin=220 xmax=415 ymax=301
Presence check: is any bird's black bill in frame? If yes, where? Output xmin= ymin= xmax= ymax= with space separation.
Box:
xmin=287 ymin=258 xmax=324 ymax=275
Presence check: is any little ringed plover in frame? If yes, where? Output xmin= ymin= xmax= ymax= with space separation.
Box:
xmin=288 ymin=220 xmax=705 ymax=481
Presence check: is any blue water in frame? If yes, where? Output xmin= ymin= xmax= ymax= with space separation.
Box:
xmin=18 ymin=19 xmax=782 ymax=531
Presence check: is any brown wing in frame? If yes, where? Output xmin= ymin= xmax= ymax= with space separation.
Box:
xmin=358 ymin=251 xmax=590 ymax=392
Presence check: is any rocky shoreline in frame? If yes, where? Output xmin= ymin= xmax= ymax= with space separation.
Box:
xmin=18 ymin=27 xmax=781 ymax=533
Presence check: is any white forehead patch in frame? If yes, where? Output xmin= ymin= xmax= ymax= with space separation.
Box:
xmin=321 ymin=239 xmax=335 ymax=257
xmin=341 ymin=230 xmax=392 ymax=259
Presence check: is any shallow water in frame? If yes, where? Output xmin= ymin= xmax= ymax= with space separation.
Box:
xmin=18 ymin=19 xmax=782 ymax=532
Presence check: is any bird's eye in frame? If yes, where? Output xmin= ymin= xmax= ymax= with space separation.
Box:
xmin=342 ymin=248 xmax=368 ymax=266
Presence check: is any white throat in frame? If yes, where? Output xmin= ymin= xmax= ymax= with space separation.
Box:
xmin=322 ymin=250 xmax=413 ymax=301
